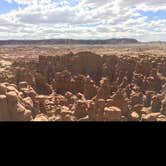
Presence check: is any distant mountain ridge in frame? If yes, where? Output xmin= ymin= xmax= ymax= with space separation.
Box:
xmin=0 ymin=38 xmax=139 ymax=45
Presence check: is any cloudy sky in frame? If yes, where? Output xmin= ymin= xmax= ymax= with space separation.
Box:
xmin=0 ymin=0 xmax=166 ymax=41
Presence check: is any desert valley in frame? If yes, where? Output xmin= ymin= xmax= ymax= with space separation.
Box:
xmin=0 ymin=42 xmax=166 ymax=121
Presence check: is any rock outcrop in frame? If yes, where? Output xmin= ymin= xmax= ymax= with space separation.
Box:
xmin=0 ymin=50 xmax=166 ymax=121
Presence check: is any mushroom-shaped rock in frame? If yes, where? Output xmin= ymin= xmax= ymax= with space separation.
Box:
xmin=130 ymin=111 xmax=140 ymax=121
xmin=0 ymin=95 xmax=10 ymax=121
xmin=0 ymin=84 xmax=7 ymax=95
xmin=141 ymin=113 xmax=161 ymax=121
xmin=19 ymin=81 xmax=28 ymax=89
xmin=104 ymin=106 xmax=122 ymax=121
xmin=32 ymin=114 xmax=49 ymax=121
xmin=74 ymin=100 xmax=88 ymax=119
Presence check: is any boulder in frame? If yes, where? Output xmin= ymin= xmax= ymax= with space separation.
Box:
xmin=104 ymin=106 xmax=122 ymax=121
xmin=130 ymin=111 xmax=140 ymax=121
xmin=142 ymin=113 xmax=161 ymax=121
xmin=32 ymin=114 xmax=49 ymax=121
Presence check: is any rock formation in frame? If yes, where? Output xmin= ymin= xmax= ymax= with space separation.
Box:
xmin=0 ymin=50 xmax=166 ymax=121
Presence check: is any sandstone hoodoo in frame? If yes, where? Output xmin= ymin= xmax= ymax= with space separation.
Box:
xmin=0 ymin=47 xmax=166 ymax=121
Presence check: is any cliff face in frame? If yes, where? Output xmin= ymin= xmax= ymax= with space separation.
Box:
xmin=0 ymin=38 xmax=139 ymax=45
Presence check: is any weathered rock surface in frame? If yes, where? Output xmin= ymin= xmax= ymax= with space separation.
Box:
xmin=0 ymin=50 xmax=166 ymax=121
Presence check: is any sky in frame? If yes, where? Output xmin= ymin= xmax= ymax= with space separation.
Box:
xmin=0 ymin=0 xmax=166 ymax=41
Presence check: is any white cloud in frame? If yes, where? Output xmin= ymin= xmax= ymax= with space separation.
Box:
xmin=0 ymin=0 xmax=166 ymax=41
xmin=119 ymin=0 xmax=166 ymax=11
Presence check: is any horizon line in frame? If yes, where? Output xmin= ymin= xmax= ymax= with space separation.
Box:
xmin=0 ymin=38 xmax=166 ymax=43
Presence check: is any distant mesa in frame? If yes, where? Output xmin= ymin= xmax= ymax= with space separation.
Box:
xmin=0 ymin=38 xmax=139 ymax=45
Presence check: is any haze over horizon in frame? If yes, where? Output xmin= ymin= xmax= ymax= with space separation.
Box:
xmin=0 ymin=0 xmax=166 ymax=42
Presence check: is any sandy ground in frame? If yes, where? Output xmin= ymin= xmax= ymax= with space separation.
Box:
xmin=0 ymin=43 xmax=166 ymax=59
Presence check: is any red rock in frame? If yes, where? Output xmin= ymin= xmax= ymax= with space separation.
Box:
xmin=130 ymin=111 xmax=140 ymax=121
xmin=0 ymin=95 xmax=10 ymax=121
xmin=142 ymin=113 xmax=161 ymax=121
xmin=96 ymin=77 xmax=110 ymax=100
xmin=0 ymin=84 xmax=7 ymax=95
xmin=83 ymin=75 xmax=97 ymax=99
xmin=104 ymin=106 xmax=122 ymax=121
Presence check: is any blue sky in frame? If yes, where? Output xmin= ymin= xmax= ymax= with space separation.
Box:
xmin=0 ymin=0 xmax=166 ymax=41
xmin=140 ymin=10 xmax=166 ymax=21
xmin=0 ymin=0 xmax=18 ymax=14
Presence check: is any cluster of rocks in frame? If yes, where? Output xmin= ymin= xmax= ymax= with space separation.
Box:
xmin=0 ymin=51 xmax=166 ymax=121
xmin=0 ymin=79 xmax=126 ymax=121
xmin=0 ymin=83 xmax=33 ymax=121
